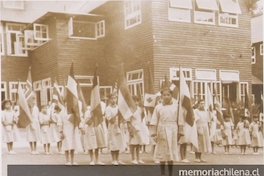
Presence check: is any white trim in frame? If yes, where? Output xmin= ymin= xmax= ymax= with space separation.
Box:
xmin=260 ymin=44 xmax=263 ymax=56
xmin=33 ymin=23 xmax=50 ymax=41
xmin=194 ymin=11 xmax=215 ymax=25
xmin=9 ymin=82 xmax=26 ymax=102
xmin=99 ymin=86 xmax=112 ymax=101
xmin=0 ymin=23 xmax=4 ymax=55
xmin=170 ymin=67 xmax=192 ymax=81
xmin=41 ymin=78 xmax=51 ymax=88
xmin=219 ymin=70 xmax=240 ymax=82
xmin=75 ymin=75 xmax=97 ymax=87
xmin=252 ymin=46 xmax=256 ymax=64
xmin=126 ymin=69 xmax=144 ymax=96
xmin=124 ymin=0 xmax=142 ymax=30
xmin=168 ymin=8 xmax=191 ymax=23
xmin=1 ymin=82 xmax=7 ymax=100
xmin=33 ymin=80 xmax=42 ymax=91
xmin=195 ymin=68 xmax=216 ymax=80
xmin=169 ymin=0 xmax=192 ymax=9
xmin=195 ymin=0 xmax=218 ymax=11
xmin=3 ymin=1 xmax=24 ymax=10
xmin=239 ymin=82 xmax=249 ymax=102
xmin=218 ymin=13 xmax=238 ymax=27
xmin=219 ymin=0 xmax=241 ymax=14
xmin=96 ymin=20 xmax=105 ymax=38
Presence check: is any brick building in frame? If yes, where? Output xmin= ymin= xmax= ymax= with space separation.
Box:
xmin=1 ymin=0 xmax=257 ymax=109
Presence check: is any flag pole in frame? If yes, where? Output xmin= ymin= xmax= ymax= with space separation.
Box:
xmin=177 ymin=65 xmax=183 ymax=137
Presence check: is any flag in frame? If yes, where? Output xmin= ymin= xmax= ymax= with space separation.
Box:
xmin=118 ymin=65 xmax=137 ymax=122
xmin=77 ymin=82 xmax=87 ymax=117
xmin=90 ymin=66 xmax=103 ymax=127
xmin=206 ymin=85 xmax=216 ymax=140
xmin=66 ymin=62 xmax=80 ymax=127
xmin=16 ymin=82 xmax=32 ymax=128
xmin=25 ymin=67 xmax=34 ymax=108
xmin=162 ymin=74 xmax=179 ymax=99
xmin=244 ymin=87 xmax=250 ymax=118
xmin=52 ymin=80 xmax=65 ymax=110
xmin=213 ymin=85 xmax=224 ymax=126
xmin=178 ymin=67 xmax=198 ymax=149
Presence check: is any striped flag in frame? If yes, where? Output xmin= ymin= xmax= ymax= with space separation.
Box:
xmin=25 ymin=67 xmax=34 ymax=108
xmin=52 ymin=80 xmax=65 ymax=110
xmin=90 ymin=66 xmax=103 ymax=127
xmin=178 ymin=67 xmax=198 ymax=149
xmin=206 ymin=85 xmax=214 ymax=119
xmin=213 ymin=85 xmax=224 ymax=126
xmin=66 ymin=62 xmax=80 ymax=127
xmin=118 ymin=65 xmax=137 ymax=122
xmin=77 ymin=82 xmax=87 ymax=118
xmin=16 ymin=82 xmax=32 ymax=128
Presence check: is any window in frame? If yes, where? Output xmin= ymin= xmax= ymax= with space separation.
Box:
xmin=195 ymin=69 xmax=216 ymax=80
xmin=219 ymin=70 xmax=240 ymax=83
xmin=0 ymin=23 xmax=4 ymax=55
xmin=24 ymin=30 xmax=41 ymax=47
xmin=68 ymin=17 xmax=105 ymax=40
xmin=124 ymin=0 xmax=141 ymax=30
xmin=168 ymin=0 xmax=192 ymax=22
xmin=99 ymin=86 xmax=112 ymax=103
xmin=170 ymin=68 xmax=192 ymax=81
xmin=41 ymin=78 xmax=52 ymax=106
xmin=6 ymin=23 xmax=27 ymax=56
xmin=239 ymin=82 xmax=249 ymax=103
xmin=33 ymin=24 xmax=49 ymax=41
xmin=218 ymin=0 xmax=241 ymax=27
xmin=9 ymin=82 xmax=26 ymax=102
xmin=194 ymin=0 xmax=218 ymax=25
xmin=3 ymin=1 xmax=24 ymax=10
xmin=260 ymin=44 xmax=263 ymax=56
xmin=75 ymin=75 xmax=97 ymax=104
xmin=252 ymin=46 xmax=256 ymax=64
xmin=126 ymin=69 xmax=144 ymax=98
xmin=1 ymin=82 xmax=7 ymax=102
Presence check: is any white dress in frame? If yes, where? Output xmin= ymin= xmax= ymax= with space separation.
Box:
xmin=50 ymin=113 xmax=62 ymax=143
xmin=249 ymin=121 xmax=263 ymax=147
xmin=150 ymin=101 xmax=179 ymax=161
xmin=39 ymin=112 xmax=51 ymax=144
xmin=221 ymin=121 xmax=233 ymax=146
xmin=105 ymin=105 xmax=124 ymax=151
xmin=61 ymin=109 xmax=82 ymax=151
xmin=2 ymin=110 xmax=20 ymax=143
xmin=25 ymin=106 xmax=40 ymax=142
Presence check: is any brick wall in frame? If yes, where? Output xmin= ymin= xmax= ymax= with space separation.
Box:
xmin=151 ymin=0 xmax=252 ymax=93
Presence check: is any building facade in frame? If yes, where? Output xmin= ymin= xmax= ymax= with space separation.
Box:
xmin=1 ymin=0 xmax=257 ymax=109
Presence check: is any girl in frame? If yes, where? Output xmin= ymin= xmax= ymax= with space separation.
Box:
xmin=2 ymin=100 xmax=20 ymax=154
xmin=39 ymin=105 xmax=52 ymax=154
xmin=128 ymin=95 xmax=148 ymax=165
xmin=236 ymin=116 xmax=251 ymax=155
xmin=209 ymin=111 xmax=218 ymax=154
xmin=50 ymin=105 xmax=63 ymax=154
xmin=249 ymin=116 xmax=263 ymax=155
xmin=84 ymin=106 xmax=106 ymax=165
xmin=193 ymin=100 xmax=211 ymax=163
xmin=150 ymin=88 xmax=179 ymax=176
xmin=221 ymin=114 xmax=233 ymax=154
xmin=25 ymin=100 xmax=40 ymax=154
xmin=105 ymin=93 xmax=125 ymax=165
xmin=60 ymin=106 xmax=82 ymax=165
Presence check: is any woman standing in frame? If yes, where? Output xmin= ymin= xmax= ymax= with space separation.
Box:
xmin=150 ymin=88 xmax=179 ymax=176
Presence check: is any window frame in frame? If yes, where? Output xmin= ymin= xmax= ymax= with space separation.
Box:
xmin=195 ymin=68 xmax=217 ymax=81
xmin=194 ymin=0 xmax=218 ymax=25
xmin=124 ymin=0 xmax=142 ymax=30
xmin=33 ymin=23 xmax=50 ymax=41
xmin=99 ymin=86 xmax=112 ymax=103
xmin=126 ymin=69 xmax=144 ymax=97
xmin=170 ymin=67 xmax=192 ymax=81
xmin=1 ymin=82 xmax=7 ymax=101
xmin=168 ymin=7 xmax=191 ymax=23
xmin=3 ymin=1 xmax=24 ymax=10
xmin=239 ymin=82 xmax=249 ymax=103
xmin=6 ymin=23 xmax=27 ymax=57
xmin=218 ymin=12 xmax=238 ymax=27
xmin=252 ymin=46 xmax=256 ymax=64
xmin=9 ymin=81 xmax=26 ymax=102
xmin=0 ymin=23 xmax=4 ymax=55
xmin=96 ymin=20 xmax=105 ymax=38
xmin=260 ymin=44 xmax=263 ymax=56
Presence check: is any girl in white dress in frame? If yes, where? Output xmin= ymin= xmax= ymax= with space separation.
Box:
xmin=39 ymin=105 xmax=52 ymax=154
xmin=25 ymin=101 xmax=40 ymax=155
xmin=221 ymin=114 xmax=233 ymax=154
xmin=236 ymin=116 xmax=251 ymax=155
xmin=51 ymin=105 xmax=63 ymax=154
xmin=60 ymin=107 xmax=82 ymax=165
xmin=84 ymin=107 xmax=106 ymax=165
xmin=249 ymin=116 xmax=263 ymax=155
xmin=128 ymin=95 xmax=148 ymax=165
xmin=105 ymin=93 xmax=125 ymax=165
xmin=2 ymin=100 xmax=20 ymax=154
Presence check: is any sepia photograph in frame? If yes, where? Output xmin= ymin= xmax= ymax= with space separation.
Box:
xmin=1 ymin=0 xmax=263 ymax=176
